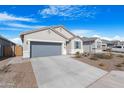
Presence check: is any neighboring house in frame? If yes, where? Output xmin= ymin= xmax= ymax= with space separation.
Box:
xmin=110 ymin=40 xmax=121 ymax=47
xmin=115 ymin=41 xmax=124 ymax=46
xmin=20 ymin=26 xmax=83 ymax=58
xmin=102 ymin=40 xmax=121 ymax=49
xmin=119 ymin=41 xmax=124 ymax=46
xmin=82 ymin=37 xmax=102 ymax=53
xmin=101 ymin=39 xmax=108 ymax=50
xmin=102 ymin=40 xmax=124 ymax=53
xmin=102 ymin=43 xmax=107 ymax=51
xmin=105 ymin=41 xmax=114 ymax=49
xmin=0 ymin=35 xmax=16 ymax=58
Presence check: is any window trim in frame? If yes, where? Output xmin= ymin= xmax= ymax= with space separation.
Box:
xmin=74 ymin=41 xmax=81 ymax=49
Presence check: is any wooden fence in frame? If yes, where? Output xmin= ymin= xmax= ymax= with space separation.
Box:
xmin=4 ymin=46 xmax=14 ymax=57
xmin=3 ymin=45 xmax=22 ymax=57
xmin=15 ymin=45 xmax=23 ymax=56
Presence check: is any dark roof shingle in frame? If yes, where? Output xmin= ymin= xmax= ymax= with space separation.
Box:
xmin=0 ymin=35 xmax=15 ymax=44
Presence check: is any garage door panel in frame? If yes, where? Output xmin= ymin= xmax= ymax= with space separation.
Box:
xmin=30 ymin=42 xmax=62 ymax=58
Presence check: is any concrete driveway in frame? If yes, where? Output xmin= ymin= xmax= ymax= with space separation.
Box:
xmin=31 ymin=56 xmax=107 ymax=88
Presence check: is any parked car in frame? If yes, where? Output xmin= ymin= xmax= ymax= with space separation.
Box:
xmin=111 ymin=45 xmax=124 ymax=53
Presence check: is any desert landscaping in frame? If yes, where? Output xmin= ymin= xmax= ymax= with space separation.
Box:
xmin=74 ymin=52 xmax=124 ymax=72
xmin=0 ymin=58 xmax=37 ymax=88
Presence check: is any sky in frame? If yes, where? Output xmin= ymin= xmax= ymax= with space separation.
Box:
xmin=0 ymin=5 xmax=124 ymax=44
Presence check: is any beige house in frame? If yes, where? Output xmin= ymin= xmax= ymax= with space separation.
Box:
xmin=20 ymin=26 xmax=83 ymax=58
xmin=82 ymin=37 xmax=103 ymax=53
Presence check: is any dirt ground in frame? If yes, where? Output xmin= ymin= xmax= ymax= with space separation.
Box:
xmin=74 ymin=54 xmax=124 ymax=72
xmin=0 ymin=58 xmax=37 ymax=88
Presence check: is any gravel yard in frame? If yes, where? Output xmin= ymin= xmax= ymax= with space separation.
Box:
xmin=0 ymin=58 xmax=37 ymax=88
xmin=74 ymin=53 xmax=124 ymax=72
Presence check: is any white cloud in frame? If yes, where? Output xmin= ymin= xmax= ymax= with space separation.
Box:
xmin=0 ymin=12 xmax=35 ymax=22
xmin=40 ymin=6 xmax=71 ymax=18
xmin=6 ymin=23 xmax=45 ymax=29
xmin=39 ymin=6 xmax=97 ymax=19
xmin=71 ymin=29 xmax=124 ymax=41
xmin=10 ymin=37 xmax=22 ymax=45
xmin=0 ymin=27 xmax=24 ymax=31
xmin=93 ymin=35 xmax=124 ymax=41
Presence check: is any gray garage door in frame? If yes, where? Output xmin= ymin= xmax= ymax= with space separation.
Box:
xmin=30 ymin=41 xmax=62 ymax=58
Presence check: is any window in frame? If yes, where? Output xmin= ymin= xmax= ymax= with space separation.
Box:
xmin=97 ymin=42 xmax=102 ymax=49
xmin=74 ymin=41 xmax=81 ymax=49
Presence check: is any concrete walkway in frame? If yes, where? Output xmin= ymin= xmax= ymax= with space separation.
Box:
xmin=89 ymin=71 xmax=124 ymax=88
xmin=31 ymin=56 xmax=107 ymax=88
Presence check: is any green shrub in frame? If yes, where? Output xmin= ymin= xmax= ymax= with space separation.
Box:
xmin=75 ymin=52 xmax=81 ymax=58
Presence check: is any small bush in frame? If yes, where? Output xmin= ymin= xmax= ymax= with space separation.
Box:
xmin=116 ymin=55 xmax=124 ymax=58
xmin=75 ymin=52 xmax=81 ymax=58
xmin=99 ymin=63 xmax=105 ymax=67
xmin=90 ymin=55 xmax=98 ymax=60
xmin=106 ymin=48 xmax=111 ymax=52
xmin=94 ymin=53 xmax=113 ymax=59
xmin=115 ymin=64 xmax=122 ymax=67
xmin=83 ymin=52 xmax=89 ymax=57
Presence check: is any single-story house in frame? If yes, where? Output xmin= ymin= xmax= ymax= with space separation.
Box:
xmin=82 ymin=37 xmax=103 ymax=53
xmin=20 ymin=26 xmax=83 ymax=58
xmin=102 ymin=39 xmax=121 ymax=49
xmin=102 ymin=40 xmax=114 ymax=49
xmin=119 ymin=41 xmax=124 ymax=46
xmin=101 ymin=40 xmax=108 ymax=51
xmin=111 ymin=40 xmax=121 ymax=46
xmin=0 ymin=35 xmax=16 ymax=58
xmin=102 ymin=43 xmax=107 ymax=51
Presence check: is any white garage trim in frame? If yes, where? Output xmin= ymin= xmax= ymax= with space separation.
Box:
xmin=23 ymin=39 xmax=67 ymax=58
xmin=27 ymin=39 xmax=67 ymax=43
